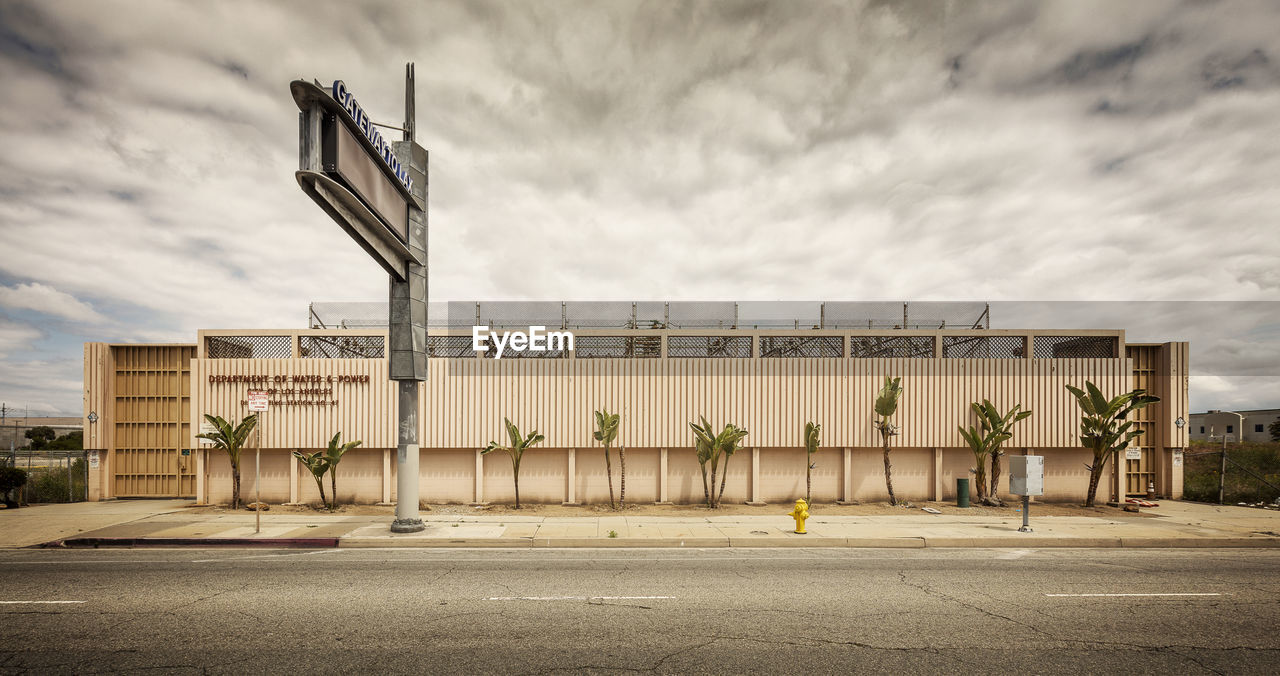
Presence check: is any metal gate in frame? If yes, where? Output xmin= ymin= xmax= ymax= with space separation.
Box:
xmin=1125 ymin=448 xmax=1156 ymax=495
xmin=1126 ymin=345 xmax=1159 ymax=497
xmin=112 ymin=345 xmax=197 ymax=497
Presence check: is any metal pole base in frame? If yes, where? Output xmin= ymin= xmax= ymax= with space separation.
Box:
xmin=391 ymin=518 xmax=426 ymax=533
xmin=1017 ymin=495 xmax=1032 ymax=533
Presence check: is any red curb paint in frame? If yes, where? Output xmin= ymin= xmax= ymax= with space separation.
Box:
xmin=53 ymin=537 xmax=339 ymax=549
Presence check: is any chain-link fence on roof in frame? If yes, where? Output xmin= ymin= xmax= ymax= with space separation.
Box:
xmin=308 ymin=301 xmax=990 ymax=331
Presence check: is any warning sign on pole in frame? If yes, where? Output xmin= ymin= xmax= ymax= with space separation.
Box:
xmin=248 ymin=390 xmax=269 ymax=412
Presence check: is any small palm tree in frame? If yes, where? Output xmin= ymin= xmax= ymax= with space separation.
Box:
xmin=713 ymin=425 xmax=747 ymax=507
xmin=196 ymin=413 xmax=258 ymax=509
xmin=323 ymin=433 xmax=361 ymax=511
xmin=689 ymin=417 xmax=748 ymax=508
xmin=958 ymin=400 xmax=1032 ymax=506
xmin=482 ymin=418 xmax=545 ymax=508
xmin=873 ymin=377 xmax=903 ymax=505
xmin=593 ymin=409 xmax=620 ymax=509
xmin=958 ymin=415 xmax=992 ymax=503
xmin=1067 ymin=382 xmax=1159 ymax=507
xmin=292 ymin=450 xmax=330 ymax=510
xmin=690 ymin=417 xmax=716 ymax=506
xmin=983 ymin=402 xmax=1031 ymax=502
xmin=803 ymin=422 xmax=821 ymax=505
xmin=618 ymin=440 xmax=627 ymax=508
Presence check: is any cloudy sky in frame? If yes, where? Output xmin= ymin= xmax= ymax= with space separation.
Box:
xmin=0 ymin=0 xmax=1277 ymax=416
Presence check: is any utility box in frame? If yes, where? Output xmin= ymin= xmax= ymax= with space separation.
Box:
xmin=1008 ymin=455 xmax=1044 ymax=496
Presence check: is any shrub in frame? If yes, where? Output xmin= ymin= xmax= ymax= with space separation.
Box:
xmin=22 ymin=458 xmax=87 ymax=504
xmin=1183 ymin=441 xmax=1280 ymax=504
xmin=0 ymin=466 xmax=28 ymax=507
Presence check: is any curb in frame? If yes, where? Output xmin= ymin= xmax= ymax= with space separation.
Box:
xmin=49 ymin=537 xmax=340 ymax=549
xmin=1118 ymin=537 xmax=1280 ymax=548
xmin=36 ymin=535 xmax=1280 ymax=550
xmin=534 ymin=537 xmax=729 ymax=548
xmin=923 ymin=537 xmax=1125 ymax=548
xmin=340 ymin=538 xmax=533 ymax=548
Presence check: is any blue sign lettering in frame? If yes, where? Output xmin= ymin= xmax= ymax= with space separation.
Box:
xmin=330 ymin=80 xmax=413 ymax=192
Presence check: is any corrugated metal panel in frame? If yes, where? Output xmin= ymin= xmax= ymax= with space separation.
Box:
xmin=418 ymin=357 xmax=1131 ymax=450
xmin=190 ymin=358 xmax=395 ymax=449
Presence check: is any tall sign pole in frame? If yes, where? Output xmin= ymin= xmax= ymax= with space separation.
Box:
xmin=388 ymin=64 xmax=429 ymax=533
xmin=292 ymin=64 xmax=427 ymax=533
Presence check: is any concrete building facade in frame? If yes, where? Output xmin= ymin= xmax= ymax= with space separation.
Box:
xmin=82 ymin=326 xmax=1190 ymax=505
xmin=1190 ymin=408 xmax=1280 ymax=443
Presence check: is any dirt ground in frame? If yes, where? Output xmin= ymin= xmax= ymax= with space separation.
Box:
xmin=186 ymin=499 xmax=1152 ymax=519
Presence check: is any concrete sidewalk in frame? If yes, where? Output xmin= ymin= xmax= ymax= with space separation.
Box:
xmin=0 ymin=499 xmax=191 ymax=548
xmin=14 ymin=500 xmax=1280 ymax=549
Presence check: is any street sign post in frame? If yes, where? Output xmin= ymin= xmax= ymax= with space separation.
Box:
xmin=248 ymin=390 xmax=269 ymax=533
xmin=291 ymin=64 xmax=428 ymax=533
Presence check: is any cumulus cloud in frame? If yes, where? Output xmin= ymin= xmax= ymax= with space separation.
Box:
xmin=0 ymin=357 xmax=83 ymax=416
xmin=0 ymin=0 xmax=1277 ymax=414
xmin=0 ymin=283 xmax=107 ymax=323
xmin=0 ymin=319 xmax=40 ymax=359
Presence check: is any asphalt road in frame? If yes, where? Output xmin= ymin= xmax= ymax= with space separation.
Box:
xmin=1 ymin=548 xmax=1277 ymax=674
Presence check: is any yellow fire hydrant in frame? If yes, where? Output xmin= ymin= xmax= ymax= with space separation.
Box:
xmin=787 ymin=499 xmax=810 ymax=534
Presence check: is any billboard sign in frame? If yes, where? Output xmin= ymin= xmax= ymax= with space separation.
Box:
xmin=330 ymin=80 xmax=413 ymax=192
xmin=322 ymin=114 xmax=409 ymax=243
xmin=291 ymin=78 xmax=420 ymax=280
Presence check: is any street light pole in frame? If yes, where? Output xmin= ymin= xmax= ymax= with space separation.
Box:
xmin=1219 ymin=432 xmax=1227 ymax=505
xmin=1214 ymin=411 xmax=1244 ymax=505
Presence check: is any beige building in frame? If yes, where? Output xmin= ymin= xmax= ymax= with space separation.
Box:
xmin=1190 ymin=408 xmax=1280 ymax=443
xmin=82 ymin=325 xmax=1189 ymax=506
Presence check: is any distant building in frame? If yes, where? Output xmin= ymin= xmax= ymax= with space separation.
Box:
xmin=1190 ymin=409 xmax=1280 ymax=443
xmin=0 ymin=417 xmax=82 ymax=450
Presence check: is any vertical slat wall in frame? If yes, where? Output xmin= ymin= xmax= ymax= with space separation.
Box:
xmin=190 ymin=359 xmax=395 ymax=449
xmin=1161 ymin=342 xmax=1190 ymax=448
xmin=420 ymin=358 xmax=1131 ymax=449
xmin=1126 ymin=345 xmax=1157 ymax=494
xmin=82 ymin=343 xmax=112 ymax=451
xmin=177 ymin=346 xmax=196 ymax=495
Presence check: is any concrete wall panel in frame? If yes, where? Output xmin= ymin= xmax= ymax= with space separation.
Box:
xmin=421 ymin=449 xmax=477 ymax=503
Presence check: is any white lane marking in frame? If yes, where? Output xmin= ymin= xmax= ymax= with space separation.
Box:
xmin=0 ymin=601 xmax=86 ymax=604
xmin=1045 ymin=593 xmax=1223 ymax=597
xmin=996 ymin=549 xmax=1032 ymax=560
xmin=485 ymin=596 xmax=676 ymax=601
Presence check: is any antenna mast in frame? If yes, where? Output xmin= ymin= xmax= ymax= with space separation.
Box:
xmin=404 ymin=62 xmax=415 ymax=142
